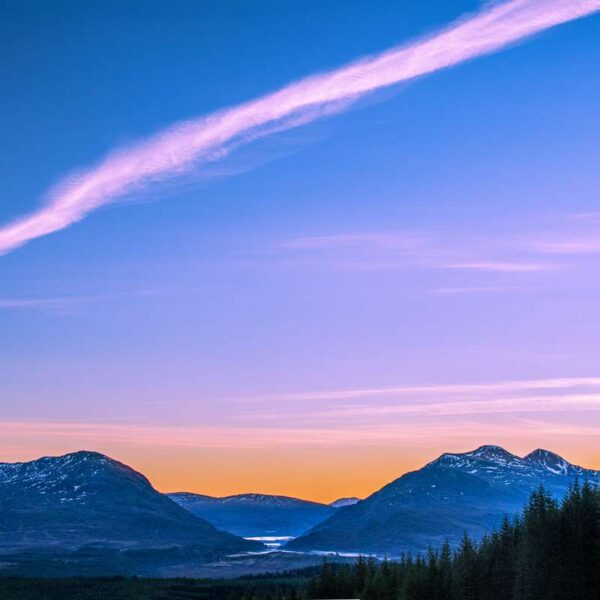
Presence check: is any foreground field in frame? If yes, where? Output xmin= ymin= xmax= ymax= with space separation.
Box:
xmin=0 ymin=573 xmax=309 ymax=600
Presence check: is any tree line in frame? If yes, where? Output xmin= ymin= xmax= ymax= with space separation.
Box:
xmin=308 ymin=481 xmax=600 ymax=600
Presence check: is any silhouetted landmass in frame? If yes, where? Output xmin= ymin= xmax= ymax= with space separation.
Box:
xmin=308 ymin=482 xmax=600 ymax=600
xmin=0 ymin=570 xmax=314 ymax=599
xmin=3 ymin=483 xmax=598 ymax=599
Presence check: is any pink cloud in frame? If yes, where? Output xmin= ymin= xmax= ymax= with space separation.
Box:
xmin=1 ymin=0 xmax=598 ymax=255
xmin=531 ymin=239 xmax=600 ymax=254
xmin=444 ymin=261 xmax=554 ymax=272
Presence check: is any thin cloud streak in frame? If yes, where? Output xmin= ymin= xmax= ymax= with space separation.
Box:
xmin=275 ymin=231 xmax=559 ymax=273
xmin=237 ymin=376 xmax=600 ymax=404
xmin=531 ymin=238 xmax=600 ymax=254
xmin=426 ymin=286 xmax=526 ymax=295
xmin=1 ymin=0 xmax=599 ymax=255
xmin=0 ymin=420 xmax=470 ymax=449
xmin=2 ymin=417 xmax=598 ymax=453
xmin=444 ymin=261 xmax=554 ymax=272
xmin=281 ymin=233 xmax=432 ymax=252
xmin=0 ymin=289 xmax=163 ymax=312
xmin=568 ymin=212 xmax=600 ymax=222
xmin=260 ymin=393 xmax=600 ymax=422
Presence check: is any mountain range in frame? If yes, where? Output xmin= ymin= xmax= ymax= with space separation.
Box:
xmin=1 ymin=445 xmax=597 ymax=576
xmin=287 ymin=445 xmax=600 ymax=555
xmin=168 ymin=492 xmax=336 ymax=537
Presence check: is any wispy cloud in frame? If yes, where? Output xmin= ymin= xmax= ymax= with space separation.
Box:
xmin=268 ymin=393 xmax=600 ymax=421
xmin=0 ymin=289 xmax=162 ymax=313
xmin=236 ymin=376 xmax=600 ymax=404
xmin=444 ymin=261 xmax=554 ymax=272
xmin=281 ymin=233 xmax=432 ymax=252
xmin=521 ymin=213 xmax=600 ymax=255
xmin=1 ymin=0 xmax=598 ymax=255
xmin=0 ymin=298 xmax=73 ymax=310
xmin=0 ymin=420 xmax=461 ymax=449
xmin=530 ymin=238 xmax=600 ymax=255
xmin=271 ymin=230 xmax=558 ymax=274
xmin=268 ymin=205 xmax=600 ymax=275
xmin=231 ymin=377 xmax=600 ymax=433
xmin=426 ymin=286 xmax=526 ymax=295
xmin=1 ymin=412 xmax=598 ymax=452
xmin=568 ymin=212 xmax=600 ymax=223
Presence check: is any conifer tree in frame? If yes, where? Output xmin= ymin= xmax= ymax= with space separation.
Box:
xmin=515 ymin=486 xmax=560 ymax=600
xmin=453 ymin=534 xmax=479 ymax=600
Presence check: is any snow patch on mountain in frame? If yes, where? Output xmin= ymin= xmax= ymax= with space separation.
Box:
xmin=329 ymin=497 xmax=361 ymax=508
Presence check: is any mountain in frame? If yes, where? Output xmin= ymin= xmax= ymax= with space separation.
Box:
xmin=329 ymin=497 xmax=360 ymax=508
xmin=169 ymin=492 xmax=335 ymax=537
xmin=0 ymin=451 xmax=260 ymax=575
xmin=287 ymin=445 xmax=600 ymax=556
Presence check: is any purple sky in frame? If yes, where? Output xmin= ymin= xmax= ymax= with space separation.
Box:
xmin=1 ymin=0 xmax=600 ymax=500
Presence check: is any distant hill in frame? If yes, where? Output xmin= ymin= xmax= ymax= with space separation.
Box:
xmin=0 ymin=451 xmax=260 ymax=576
xmin=169 ymin=492 xmax=335 ymax=537
xmin=287 ymin=445 xmax=600 ymax=555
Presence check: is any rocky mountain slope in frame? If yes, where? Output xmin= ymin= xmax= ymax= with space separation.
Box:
xmin=287 ymin=445 xmax=599 ymax=555
xmin=0 ymin=451 xmax=260 ymax=575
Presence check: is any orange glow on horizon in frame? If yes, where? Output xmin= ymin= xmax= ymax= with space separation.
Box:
xmin=1 ymin=419 xmax=599 ymax=503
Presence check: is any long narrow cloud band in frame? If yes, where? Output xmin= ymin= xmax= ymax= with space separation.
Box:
xmin=1 ymin=0 xmax=599 ymax=255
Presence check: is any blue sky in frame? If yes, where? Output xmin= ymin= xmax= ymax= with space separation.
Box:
xmin=1 ymin=0 xmax=600 ymax=499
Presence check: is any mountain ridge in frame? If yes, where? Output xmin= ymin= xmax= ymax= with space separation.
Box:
xmin=287 ymin=445 xmax=599 ymax=555
xmin=0 ymin=450 xmax=260 ymax=561
xmin=2 ymin=445 xmax=598 ymax=573
xmin=169 ymin=491 xmax=335 ymax=537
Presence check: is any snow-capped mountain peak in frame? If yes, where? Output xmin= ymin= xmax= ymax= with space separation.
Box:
xmin=524 ymin=448 xmax=571 ymax=475
xmin=425 ymin=445 xmax=599 ymax=490
xmin=466 ymin=445 xmax=518 ymax=462
xmin=329 ymin=497 xmax=361 ymax=508
xmin=430 ymin=445 xmax=523 ymax=471
xmin=289 ymin=445 xmax=599 ymax=556
xmin=0 ymin=450 xmax=150 ymax=503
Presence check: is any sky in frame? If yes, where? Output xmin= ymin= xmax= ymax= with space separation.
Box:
xmin=1 ymin=0 xmax=600 ymax=502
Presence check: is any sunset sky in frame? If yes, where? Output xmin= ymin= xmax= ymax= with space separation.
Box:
xmin=2 ymin=0 xmax=600 ymax=502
